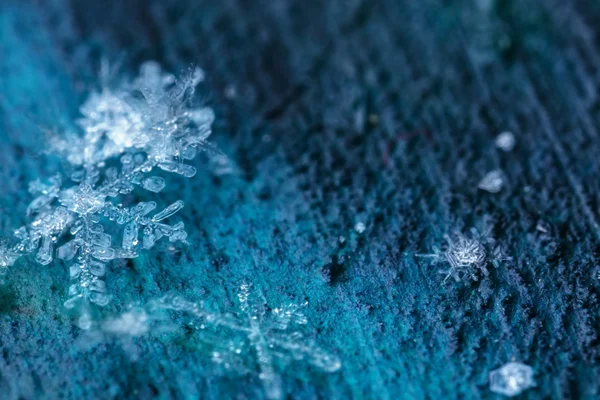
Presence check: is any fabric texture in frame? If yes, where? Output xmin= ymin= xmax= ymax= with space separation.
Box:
xmin=0 ymin=0 xmax=599 ymax=398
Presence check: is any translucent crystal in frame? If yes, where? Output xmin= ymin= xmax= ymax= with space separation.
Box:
xmin=143 ymin=233 xmax=156 ymax=249
xmin=181 ymin=146 xmax=197 ymax=160
xmin=70 ymin=220 xmax=83 ymax=235
xmin=91 ymin=246 xmax=115 ymax=261
xmin=158 ymin=162 xmax=197 ymax=178
xmin=122 ymin=222 xmax=138 ymax=249
xmin=68 ymin=284 xmax=80 ymax=297
xmin=354 ymin=222 xmax=366 ymax=234
xmin=117 ymin=249 xmax=138 ymax=259
xmin=90 ymin=291 xmax=110 ymax=306
xmin=417 ymin=228 xmax=508 ymax=283
xmin=0 ymin=241 xmax=21 ymax=268
xmin=89 ymin=260 xmax=106 ymax=277
xmin=30 ymin=207 xmax=72 ymax=237
xmin=478 ymin=170 xmax=505 ymax=193
xmin=134 ymin=201 xmax=157 ymax=217
xmin=489 ymin=362 xmax=535 ymax=397
xmin=27 ymin=195 xmax=54 ymax=216
xmin=64 ymin=294 xmax=82 ymax=310
xmin=141 ymin=176 xmax=165 ymax=193
xmin=91 ymin=232 xmax=112 ymax=248
xmin=89 ymin=279 xmax=106 ymax=293
xmin=152 ymin=200 xmax=184 ymax=222
xmin=36 ymin=236 xmax=53 ymax=265
xmin=495 ymin=131 xmax=516 ymax=152
xmin=69 ymin=264 xmax=82 ymax=279
xmin=66 ymin=184 xmax=105 ymax=214
xmin=446 ymin=236 xmax=486 ymax=269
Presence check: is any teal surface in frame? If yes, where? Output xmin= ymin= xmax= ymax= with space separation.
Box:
xmin=1 ymin=0 xmax=600 ymax=398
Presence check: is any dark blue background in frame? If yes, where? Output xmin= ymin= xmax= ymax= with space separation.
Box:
xmin=0 ymin=0 xmax=599 ymax=398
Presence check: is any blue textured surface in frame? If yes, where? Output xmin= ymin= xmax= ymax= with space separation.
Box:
xmin=1 ymin=0 xmax=600 ymax=398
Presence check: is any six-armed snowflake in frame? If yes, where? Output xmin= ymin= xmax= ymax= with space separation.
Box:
xmin=0 ymin=61 xmax=222 ymax=327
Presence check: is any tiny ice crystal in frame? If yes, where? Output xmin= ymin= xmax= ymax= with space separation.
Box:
xmin=489 ymin=362 xmax=535 ymax=397
xmin=354 ymin=222 xmax=366 ymax=234
xmin=495 ymin=131 xmax=516 ymax=152
xmin=478 ymin=170 xmax=505 ymax=193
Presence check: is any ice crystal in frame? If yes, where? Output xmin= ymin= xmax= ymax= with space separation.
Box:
xmin=495 ymin=131 xmax=516 ymax=152
xmin=489 ymin=362 xmax=536 ymax=397
xmin=354 ymin=221 xmax=366 ymax=234
xmin=478 ymin=170 xmax=505 ymax=193
xmin=418 ymin=228 xmax=510 ymax=283
xmin=0 ymin=61 xmax=221 ymax=327
xmin=150 ymin=284 xmax=341 ymax=399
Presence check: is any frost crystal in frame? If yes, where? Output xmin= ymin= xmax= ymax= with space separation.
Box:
xmin=354 ymin=222 xmax=366 ymax=234
xmin=489 ymin=362 xmax=535 ymax=397
xmin=0 ymin=61 xmax=222 ymax=327
xmin=151 ymin=284 xmax=341 ymax=399
xmin=478 ymin=170 xmax=505 ymax=193
xmin=495 ymin=131 xmax=516 ymax=152
xmin=418 ymin=228 xmax=509 ymax=283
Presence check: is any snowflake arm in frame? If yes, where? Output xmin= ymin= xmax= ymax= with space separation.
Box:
xmin=0 ymin=61 xmax=221 ymax=327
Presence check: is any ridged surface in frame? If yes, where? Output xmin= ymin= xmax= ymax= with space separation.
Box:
xmin=0 ymin=0 xmax=599 ymax=398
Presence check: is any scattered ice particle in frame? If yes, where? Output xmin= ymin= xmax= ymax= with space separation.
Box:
xmin=354 ymin=222 xmax=366 ymax=234
xmin=338 ymin=236 xmax=346 ymax=244
xmin=478 ymin=170 xmax=505 ymax=193
xmin=490 ymin=362 xmax=535 ymax=397
xmin=536 ymin=221 xmax=549 ymax=233
xmin=495 ymin=131 xmax=516 ymax=152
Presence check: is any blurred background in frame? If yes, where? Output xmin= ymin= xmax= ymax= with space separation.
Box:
xmin=0 ymin=0 xmax=599 ymax=398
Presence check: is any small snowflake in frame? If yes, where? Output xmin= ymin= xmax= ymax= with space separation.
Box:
xmin=418 ymin=228 xmax=510 ymax=283
xmin=489 ymin=362 xmax=535 ymax=397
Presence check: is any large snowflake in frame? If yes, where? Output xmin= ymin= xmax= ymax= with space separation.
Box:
xmin=100 ymin=284 xmax=342 ymax=399
xmin=0 ymin=61 xmax=222 ymax=328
